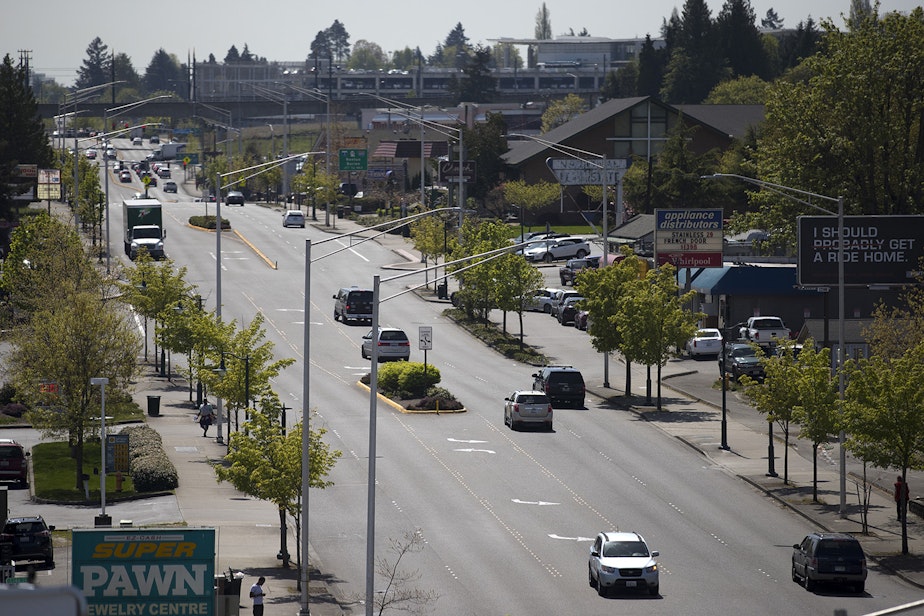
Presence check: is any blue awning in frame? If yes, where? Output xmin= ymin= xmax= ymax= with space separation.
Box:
xmin=680 ymin=265 xmax=817 ymax=296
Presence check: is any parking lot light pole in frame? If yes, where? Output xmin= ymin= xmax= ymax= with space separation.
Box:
xmin=90 ymin=377 xmax=110 ymax=526
xmin=703 ymin=173 xmax=846 ymax=515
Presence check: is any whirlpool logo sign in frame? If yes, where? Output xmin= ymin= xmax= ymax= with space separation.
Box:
xmin=71 ymin=528 xmax=215 ymax=616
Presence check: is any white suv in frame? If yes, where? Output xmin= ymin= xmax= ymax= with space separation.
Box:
xmin=523 ymin=237 xmax=590 ymax=263
xmin=588 ymin=531 xmax=660 ymax=597
xmin=283 ymin=210 xmax=306 ymax=228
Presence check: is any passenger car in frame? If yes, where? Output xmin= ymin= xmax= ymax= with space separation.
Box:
xmin=225 ymin=190 xmax=245 ymax=206
xmin=149 ymin=135 xmax=160 ymax=144
xmin=119 ymin=170 xmax=132 ymax=183
xmin=132 ymin=136 xmax=143 ymax=146
xmin=549 ymin=290 xmax=582 ymax=318
xmin=333 ymin=287 xmax=373 ymax=324
xmin=559 ymin=256 xmax=600 ymax=286
xmin=720 ymin=342 xmax=765 ymax=381
xmin=85 ymin=148 xmax=97 ymax=159
xmin=532 ymin=366 xmax=585 ymax=407
xmin=0 ymin=439 xmax=29 ymax=485
xmin=792 ymin=532 xmax=866 ymax=593
xmin=575 ymin=309 xmax=591 ymax=331
xmin=588 ymin=531 xmax=659 ymax=597
xmin=523 ymin=237 xmax=591 ymax=263
xmin=504 ymin=390 xmax=553 ymax=430
xmin=527 ymin=288 xmax=562 ymax=313
xmin=157 ymin=167 xmax=171 ymax=179
xmin=283 ymin=210 xmax=306 ymax=228
xmin=686 ymin=328 xmax=723 ymax=357
xmin=361 ymin=328 xmax=410 ymax=361
xmin=557 ymin=296 xmax=584 ymax=326
xmin=0 ymin=516 xmax=55 ymax=566
xmin=163 ymin=181 xmax=177 ymax=193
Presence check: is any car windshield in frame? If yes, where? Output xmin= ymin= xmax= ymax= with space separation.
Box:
xmin=603 ymin=541 xmax=649 ymax=558
xmin=730 ymin=346 xmax=756 ymax=358
xmin=753 ymin=318 xmax=784 ymax=329
xmin=133 ymin=228 xmax=162 ymax=239
xmin=696 ymin=330 xmax=720 ymax=339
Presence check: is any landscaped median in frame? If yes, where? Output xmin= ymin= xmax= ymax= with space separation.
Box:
xmin=357 ymin=362 xmax=465 ymax=414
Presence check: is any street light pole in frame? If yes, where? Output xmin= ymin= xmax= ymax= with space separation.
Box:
xmin=703 ymin=173 xmax=846 ymax=515
xmin=91 ymin=377 xmax=110 ymax=527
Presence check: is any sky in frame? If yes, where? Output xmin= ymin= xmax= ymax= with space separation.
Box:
xmin=5 ymin=0 xmax=920 ymax=86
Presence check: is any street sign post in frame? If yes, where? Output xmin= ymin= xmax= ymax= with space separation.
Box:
xmin=439 ymin=160 xmax=476 ymax=183
xmin=545 ymin=157 xmax=626 ymax=185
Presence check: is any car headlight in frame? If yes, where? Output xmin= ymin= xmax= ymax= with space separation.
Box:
xmin=600 ymin=565 xmax=617 ymax=574
xmin=645 ymin=564 xmax=658 ymax=573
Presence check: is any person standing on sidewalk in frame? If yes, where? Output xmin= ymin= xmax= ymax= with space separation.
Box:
xmin=895 ymin=475 xmax=910 ymax=521
xmin=196 ymin=399 xmax=215 ymax=437
xmin=249 ymin=576 xmax=266 ymax=616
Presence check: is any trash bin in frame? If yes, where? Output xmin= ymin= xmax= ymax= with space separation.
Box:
xmin=147 ymin=395 xmax=160 ymax=417
xmin=437 ymin=282 xmax=448 ymax=300
xmin=337 ymin=206 xmax=344 ymax=219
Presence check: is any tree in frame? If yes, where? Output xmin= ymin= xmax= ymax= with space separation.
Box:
xmin=327 ymin=20 xmax=351 ymax=62
xmin=391 ymin=47 xmax=419 ymax=71
xmin=410 ymin=215 xmax=454 ymax=288
xmin=637 ymin=35 xmax=666 ymax=97
xmin=704 ymin=74 xmax=770 ymax=104
xmin=462 ymin=111 xmax=506 ymax=203
xmin=503 ymin=179 xmax=559 ymax=226
xmin=777 ymin=18 xmax=821 ymax=71
xmin=535 ymin=3 xmax=553 ymax=39
xmin=224 ymin=45 xmax=240 ymax=64
xmin=761 ymin=8 xmax=783 ymax=29
xmin=848 ymin=0 xmax=875 ymax=30
xmin=449 ymin=218 xmax=508 ymax=319
xmin=752 ymin=9 xmax=924 ymax=250
xmin=143 ymin=49 xmax=184 ymax=96
xmin=216 ymin=394 xmax=341 ymax=568
xmin=844 ymin=342 xmax=924 ymax=554
xmin=599 ymin=62 xmax=638 ymax=101
xmin=541 ymin=94 xmax=587 ymax=133
xmin=309 ymin=31 xmax=330 ymax=61
xmin=790 ymin=343 xmax=839 ymax=501
xmin=111 ymin=53 xmax=141 ymax=94
xmin=715 ymin=0 xmax=769 ymax=79
xmin=348 ymin=40 xmax=388 ymax=71
xmin=370 ymin=529 xmax=438 ymax=616
xmin=75 ymin=37 xmax=110 ymax=89
xmin=449 ymin=45 xmax=496 ymax=103
xmin=0 ymin=55 xmax=54 ymax=221
xmin=616 ymin=264 xmax=699 ymax=409
xmin=490 ymin=253 xmax=543 ymax=343
xmin=660 ymin=0 xmax=729 ymax=103
xmin=864 ymin=275 xmax=924 ymax=360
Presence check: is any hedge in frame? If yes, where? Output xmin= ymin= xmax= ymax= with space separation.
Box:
xmin=121 ymin=425 xmax=179 ymax=492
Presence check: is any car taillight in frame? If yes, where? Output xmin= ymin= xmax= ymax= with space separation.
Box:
xmin=512 ymin=403 xmax=520 ymax=413
xmin=547 ymin=404 xmax=553 ymax=414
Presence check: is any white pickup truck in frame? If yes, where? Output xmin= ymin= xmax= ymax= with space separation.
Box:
xmin=740 ymin=316 xmax=791 ymax=347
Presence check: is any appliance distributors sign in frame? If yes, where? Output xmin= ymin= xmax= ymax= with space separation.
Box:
xmin=72 ymin=528 xmax=215 ymax=616
xmin=654 ymin=209 xmax=723 ymax=268
xmin=797 ymin=215 xmax=924 ymax=286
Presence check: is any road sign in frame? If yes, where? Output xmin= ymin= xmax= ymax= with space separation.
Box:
xmin=339 ymin=148 xmax=368 ymax=171
xmin=419 ymin=326 xmax=433 ymax=351
xmin=439 ymin=160 xmax=476 ymax=183
xmin=545 ymin=157 xmax=626 ymax=186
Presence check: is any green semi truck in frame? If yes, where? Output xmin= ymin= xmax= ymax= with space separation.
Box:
xmin=122 ymin=198 xmax=166 ymax=260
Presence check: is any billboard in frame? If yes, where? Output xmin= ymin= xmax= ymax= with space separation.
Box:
xmin=797 ymin=215 xmax=924 ymax=286
xmin=72 ymin=528 xmax=215 ymax=616
xmin=654 ymin=209 xmax=723 ymax=268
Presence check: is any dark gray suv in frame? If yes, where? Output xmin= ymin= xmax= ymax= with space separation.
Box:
xmin=532 ymin=366 xmax=585 ymax=408
xmin=333 ymin=287 xmax=373 ymax=324
xmin=792 ymin=532 xmax=867 ymax=593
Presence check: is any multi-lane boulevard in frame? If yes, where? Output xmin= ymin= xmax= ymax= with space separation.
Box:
xmin=19 ymin=139 xmax=921 ymax=613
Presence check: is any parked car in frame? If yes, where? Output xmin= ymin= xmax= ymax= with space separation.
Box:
xmin=720 ymin=342 xmax=765 ymax=381
xmin=511 ymin=231 xmax=567 ymax=244
xmin=559 ymin=256 xmax=600 ymax=286
xmin=283 ymin=210 xmax=306 ymax=228
xmin=504 ymin=390 xmax=553 ymax=431
xmin=588 ymin=531 xmax=659 ymax=597
xmin=527 ymin=288 xmax=562 ymax=313
xmin=523 ymin=237 xmax=591 ymax=263
xmin=557 ymin=296 xmax=585 ymax=326
xmin=163 ymin=181 xmax=178 ymax=193
xmin=550 ymin=290 xmax=582 ymax=318
xmin=361 ymin=327 xmax=410 ymax=361
xmin=532 ymin=365 xmax=585 ymax=408
xmin=0 ymin=515 xmax=55 ymax=567
xmin=792 ymin=532 xmax=866 ymax=593
xmin=225 ymin=190 xmax=245 ymax=206
xmin=575 ymin=309 xmax=591 ymax=331
xmin=686 ymin=328 xmax=723 ymax=357
xmin=333 ymin=287 xmax=373 ymax=324
xmin=0 ymin=439 xmax=29 ymax=485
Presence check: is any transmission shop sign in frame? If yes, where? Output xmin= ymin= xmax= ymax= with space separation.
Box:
xmin=654 ymin=209 xmax=723 ymax=268
xmin=798 ymin=215 xmax=924 ymax=286
xmin=72 ymin=528 xmax=215 ymax=616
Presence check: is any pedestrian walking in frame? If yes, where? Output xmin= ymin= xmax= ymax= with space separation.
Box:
xmin=894 ymin=475 xmax=910 ymax=521
xmin=196 ymin=399 xmax=215 ymax=437
xmin=249 ymin=576 xmax=266 ymax=616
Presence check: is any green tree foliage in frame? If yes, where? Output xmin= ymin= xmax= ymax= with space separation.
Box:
xmin=491 ymin=253 xmax=543 ymax=342
xmin=449 ymin=218 xmax=509 ymax=319
xmin=216 ymin=394 xmax=341 ymax=566
xmin=75 ymin=37 xmax=111 ymax=89
xmin=0 ymin=55 xmax=54 ymax=220
xmin=637 ymin=35 xmax=666 ymax=97
xmin=704 ymin=75 xmax=770 ymax=104
xmin=143 ymin=49 xmax=184 ymax=97
xmin=535 ymin=2 xmax=553 ymax=39
xmin=503 ymin=179 xmax=560 ymax=225
xmin=844 ymin=342 xmax=924 ymax=554
xmin=348 ymin=40 xmax=389 ymax=71
xmin=599 ymin=62 xmax=638 ymax=101
xmin=449 ymin=45 xmax=496 ymax=104
xmin=660 ymin=0 xmax=729 ymax=103
xmin=541 ymin=94 xmax=588 ymax=133
xmin=460 ymin=112 xmax=506 ymax=204
xmin=864 ymin=276 xmax=924 ymax=360
xmin=327 ymin=20 xmax=351 ymax=62
xmin=391 ymin=47 xmax=420 ymax=72
xmin=410 ymin=215 xmax=454 ymax=280
xmin=309 ymin=31 xmax=330 ymax=61
xmin=616 ymin=264 xmax=699 ymax=409
xmin=752 ymin=9 xmax=924 ymax=248
xmin=777 ymin=18 xmax=821 ymax=71
xmin=715 ymin=0 xmax=769 ymax=79
xmin=761 ymin=8 xmax=783 ymax=29
xmin=224 ymin=45 xmax=241 ymax=63
xmin=112 ymin=53 xmax=141 ymax=96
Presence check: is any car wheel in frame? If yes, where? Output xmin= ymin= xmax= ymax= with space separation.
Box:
xmin=560 ymin=278 xmax=568 ymax=286
xmin=804 ymin=574 xmax=815 ymax=592
xmin=588 ymin=567 xmax=597 ymax=588
xmin=576 ymin=249 xmax=587 ymax=258
xmin=333 ymin=310 xmax=339 ymax=322
xmin=547 ymin=421 xmax=553 ymax=431
xmin=504 ymin=412 xmax=509 ymax=427
xmin=648 ymin=584 xmax=659 ymax=597
xmin=597 ymin=578 xmax=607 ymax=597
xmin=791 ymin=565 xmax=799 ymax=583
xmin=542 ymin=253 xmax=552 ymax=262
xmin=361 ymin=348 xmax=368 ymax=359
xmin=854 ymin=582 xmax=865 ymax=594
xmin=543 ymin=304 xmax=551 ymax=313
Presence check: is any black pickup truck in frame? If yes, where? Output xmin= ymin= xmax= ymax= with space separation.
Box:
xmin=559 ymin=256 xmax=600 ymax=286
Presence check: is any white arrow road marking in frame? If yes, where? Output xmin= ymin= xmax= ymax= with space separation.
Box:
xmin=548 ymin=534 xmax=595 ymax=542
xmin=453 ymin=448 xmax=496 ymax=454
xmin=512 ymin=499 xmax=560 ymax=506
xmin=447 ymin=438 xmax=488 ymax=444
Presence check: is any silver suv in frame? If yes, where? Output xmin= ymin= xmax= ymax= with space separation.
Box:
xmin=523 ymin=237 xmax=591 ymax=263
xmin=588 ymin=531 xmax=660 ymax=597
xmin=503 ymin=390 xmax=553 ymax=431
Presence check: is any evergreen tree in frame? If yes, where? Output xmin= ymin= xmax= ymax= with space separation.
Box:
xmin=143 ymin=49 xmax=184 ymax=96
xmin=463 ymin=111 xmax=507 ymax=203
xmin=75 ymin=37 xmax=111 ymax=89
xmin=848 ymin=0 xmax=875 ymax=30
xmin=112 ymin=52 xmax=141 ymax=93
xmin=309 ymin=31 xmax=331 ymax=60
xmin=224 ymin=45 xmax=241 ymax=63
xmin=450 ymin=45 xmax=496 ymax=103
xmin=660 ymin=0 xmax=728 ymax=103
xmin=716 ymin=0 xmax=769 ymax=79
xmin=777 ymin=18 xmax=821 ymax=71
xmin=761 ymin=8 xmax=783 ymax=29
xmin=327 ymin=20 xmax=351 ymax=61
xmin=637 ymin=35 xmax=665 ymax=97
xmin=535 ymin=3 xmax=553 ymax=39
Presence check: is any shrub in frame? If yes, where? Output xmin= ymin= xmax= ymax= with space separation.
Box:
xmin=0 ymin=382 xmax=16 ymax=405
xmin=121 ymin=425 xmax=178 ymax=491
xmin=376 ymin=362 xmax=441 ymax=398
xmin=1 ymin=403 xmax=27 ymax=418
xmin=407 ymin=386 xmax=463 ymax=410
